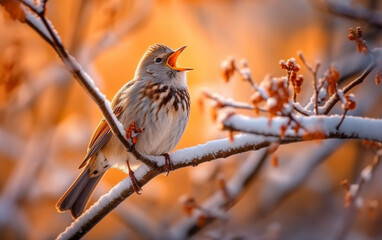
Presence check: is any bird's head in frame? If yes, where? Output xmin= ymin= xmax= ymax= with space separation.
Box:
xmin=135 ymin=44 xmax=192 ymax=85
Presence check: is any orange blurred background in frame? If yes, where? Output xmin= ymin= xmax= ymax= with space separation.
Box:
xmin=1 ymin=0 xmax=382 ymax=239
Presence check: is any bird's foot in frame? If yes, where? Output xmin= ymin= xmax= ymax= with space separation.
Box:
xmin=162 ymin=153 xmax=173 ymax=176
xmin=126 ymin=160 xmax=142 ymax=194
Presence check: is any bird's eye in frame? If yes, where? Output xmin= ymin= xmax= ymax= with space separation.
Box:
xmin=154 ymin=57 xmax=162 ymax=63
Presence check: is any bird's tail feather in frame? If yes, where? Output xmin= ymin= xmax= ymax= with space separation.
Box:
xmin=56 ymin=166 xmax=104 ymax=219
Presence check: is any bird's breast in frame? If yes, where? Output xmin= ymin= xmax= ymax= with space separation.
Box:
xmin=131 ymin=83 xmax=190 ymax=155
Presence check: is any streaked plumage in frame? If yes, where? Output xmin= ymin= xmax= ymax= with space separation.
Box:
xmin=56 ymin=44 xmax=191 ymax=218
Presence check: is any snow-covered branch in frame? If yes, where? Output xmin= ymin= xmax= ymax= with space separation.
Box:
xmin=222 ymin=114 xmax=382 ymax=142
xmin=57 ymin=135 xmax=277 ymax=239
xmin=57 ymin=114 xmax=382 ymax=239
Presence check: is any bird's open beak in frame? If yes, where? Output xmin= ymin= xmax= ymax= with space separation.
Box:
xmin=166 ymin=46 xmax=193 ymax=72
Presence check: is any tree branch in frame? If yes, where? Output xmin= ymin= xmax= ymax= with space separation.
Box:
xmin=222 ymin=114 xmax=382 ymax=143
xmin=57 ymin=112 xmax=382 ymax=239
xmin=18 ymin=0 xmax=157 ymax=168
xmin=321 ymin=59 xmax=376 ymax=115
xmin=56 ymin=135 xmax=276 ymax=240
xmin=323 ymin=0 xmax=382 ymax=28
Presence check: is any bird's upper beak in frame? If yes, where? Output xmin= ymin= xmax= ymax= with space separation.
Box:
xmin=166 ymin=46 xmax=193 ymax=72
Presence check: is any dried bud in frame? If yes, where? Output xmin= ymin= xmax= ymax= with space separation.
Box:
xmin=280 ymin=125 xmax=287 ymax=138
xmin=221 ymin=57 xmax=235 ymax=82
xmin=341 ymin=179 xmax=350 ymax=191
xmin=348 ymin=28 xmax=356 ymax=41
xmin=344 ymin=191 xmax=352 ymax=207
xmin=211 ymin=106 xmax=218 ymax=122
xmin=228 ymin=131 xmax=234 ymax=142
xmin=356 ymin=27 xmax=362 ymax=38
xmin=125 ymin=129 xmax=132 ymax=139
xmin=326 ymin=65 xmax=340 ymax=95
xmin=181 ymin=197 xmax=196 ymax=216
xmin=197 ymin=215 xmax=207 ymax=227
xmin=197 ymin=95 xmax=205 ymax=112
xmin=375 ymin=72 xmax=381 ymax=86
xmin=279 ymin=60 xmax=287 ymax=69
xmin=345 ymin=94 xmax=356 ymax=110
xmin=356 ymin=39 xmax=369 ymax=54
xmin=348 ymin=27 xmax=369 ymax=54
xmin=250 ymin=92 xmax=264 ymax=105
xmin=271 ymin=155 xmax=278 ymax=167
xmin=292 ymin=123 xmax=300 ymax=134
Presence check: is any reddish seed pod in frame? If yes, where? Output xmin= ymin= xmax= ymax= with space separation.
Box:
xmin=125 ymin=130 xmax=132 ymax=139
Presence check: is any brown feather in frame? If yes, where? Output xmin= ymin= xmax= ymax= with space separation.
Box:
xmin=78 ymin=106 xmax=124 ymax=169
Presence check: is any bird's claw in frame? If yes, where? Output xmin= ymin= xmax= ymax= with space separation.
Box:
xmin=126 ymin=160 xmax=142 ymax=194
xmin=162 ymin=153 xmax=173 ymax=176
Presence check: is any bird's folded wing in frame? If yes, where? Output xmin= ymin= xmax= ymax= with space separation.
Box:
xmin=78 ymin=106 xmax=124 ymax=169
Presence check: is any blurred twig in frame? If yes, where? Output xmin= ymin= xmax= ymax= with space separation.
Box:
xmin=334 ymin=150 xmax=382 ymax=240
xmin=169 ymin=150 xmax=269 ymax=239
xmin=203 ymin=90 xmax=265 ymax=111
xmin=323 ymin=0 xmax=382 ymax=28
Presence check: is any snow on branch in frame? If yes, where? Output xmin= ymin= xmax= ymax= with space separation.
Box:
xmin=3 ymin=1 xmax=382 ymax=238
xmin=56 ymin=135 xmax=276 ymax=240
xmin=57 ymin=113 xmax=382 ymax=239
xmin=222 ymin=114 xmax=382 ymax=143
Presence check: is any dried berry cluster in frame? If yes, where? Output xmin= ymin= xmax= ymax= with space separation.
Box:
xmin=251 ymin=76 xmax=290 ymax=117
xmin=348 ymin=27 xmax=369 ymax=55
xmin=280 ymin=58 xmax=303 ymax=101
xmin=325 ymin=65 xmax=340 ymax=96
xmin=125 ymin=122 xmax=144 ymax=145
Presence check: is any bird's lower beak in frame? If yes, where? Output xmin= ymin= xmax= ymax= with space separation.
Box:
xmin=166 ymin=46 xmax=193 ymax=72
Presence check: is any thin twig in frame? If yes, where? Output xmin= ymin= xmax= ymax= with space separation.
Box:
xmin=321 ymin=59 xmax=376 ymax=115
xmin=334 ymin=151 xmax=382 ymax=240
xmin=298 ymin=52 xmax=321 ymax=114
xmin=203 ymin=90 xmax=266 ymax=112
xmin=324 ymin=0 xmax=382 ymax=29
xmin=336 ymin=109 xmax=348 ymax=130
xmin=292 ymin=102 xmax=312 ymax=116
xmin=170 ymin=150 xmax=269 ymax=239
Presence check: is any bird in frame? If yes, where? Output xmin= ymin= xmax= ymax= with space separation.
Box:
xmin=56 ymin=44 xmax=192 ymax=219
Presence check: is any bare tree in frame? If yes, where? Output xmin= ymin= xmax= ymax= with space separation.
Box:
xmin=0 ymin=0 xmax=381 ymax=239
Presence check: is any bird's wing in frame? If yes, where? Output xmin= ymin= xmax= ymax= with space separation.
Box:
xmin=78 ymin=80 xmax=136 ymax=169
xmin=78 ymin=106 xmax=124 ymax=169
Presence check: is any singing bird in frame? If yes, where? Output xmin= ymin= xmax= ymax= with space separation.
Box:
xmin=56 ymin=44 xmax=192 ymax=218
